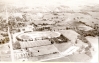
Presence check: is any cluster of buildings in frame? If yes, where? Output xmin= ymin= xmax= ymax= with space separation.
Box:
xmin=12 ymin=28 xmax=70 ymax=61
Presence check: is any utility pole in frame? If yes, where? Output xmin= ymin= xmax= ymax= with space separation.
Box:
xmin=5 ymin=5 xmax=14 ymax=61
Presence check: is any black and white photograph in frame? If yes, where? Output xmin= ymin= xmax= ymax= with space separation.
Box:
xmin=0 ymin=0 xmax=99 ymax=62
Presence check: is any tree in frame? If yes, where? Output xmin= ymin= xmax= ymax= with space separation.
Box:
xmin=17 ymin=29 xmax=21 ymax=32
xmin=13 ymin=42 xmax=21 ymax=49
xmin=85 ymin=50 xmax=92 ymax=57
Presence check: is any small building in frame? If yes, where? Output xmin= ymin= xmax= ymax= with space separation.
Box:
xmin=20 ymin=25 xmax=35 ymax=32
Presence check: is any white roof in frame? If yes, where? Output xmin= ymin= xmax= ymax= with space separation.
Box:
xmin=19 ymin=40 xmax=51 ymax=48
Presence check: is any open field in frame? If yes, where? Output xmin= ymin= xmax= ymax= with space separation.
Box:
xmin=45 ymin=53 xmax=90 ymax=62
xmin=17 ymin=31 xmax=60 ymax=40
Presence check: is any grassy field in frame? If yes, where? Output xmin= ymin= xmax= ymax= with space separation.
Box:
xmin=54 ymin=42 xmax=72 ymax=52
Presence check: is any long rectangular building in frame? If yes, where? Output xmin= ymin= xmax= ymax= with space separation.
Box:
xmin=19 ymin=40 xmax=52 ymax=49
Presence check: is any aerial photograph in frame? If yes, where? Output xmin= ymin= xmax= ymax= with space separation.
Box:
xmin=0 ymin=0 xmax=99 ymax=62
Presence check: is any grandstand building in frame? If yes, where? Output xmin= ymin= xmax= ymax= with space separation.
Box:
xmin=19 ymin=40 xmax=52 ymax=49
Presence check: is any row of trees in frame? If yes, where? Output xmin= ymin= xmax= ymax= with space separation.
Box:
xmin=77 ymin=35 xmax=92 ymax=49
